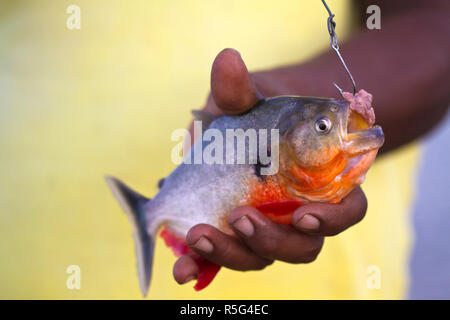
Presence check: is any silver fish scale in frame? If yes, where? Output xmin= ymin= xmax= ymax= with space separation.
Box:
xmin=145 ymin=96 xmax=344 ymax=237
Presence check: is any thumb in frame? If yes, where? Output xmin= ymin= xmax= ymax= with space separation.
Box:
xmin=210 ymin=48 xmax=262 ymax=115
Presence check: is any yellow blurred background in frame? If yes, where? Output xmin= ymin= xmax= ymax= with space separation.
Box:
xmin=0 ymin=0 xmax=419 ymax=299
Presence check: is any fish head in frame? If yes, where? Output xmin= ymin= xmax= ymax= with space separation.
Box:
xmin=282 ymin=98 xmax=346 ymax=168
xmin=278 ymin=96 xmax=384 ymax=201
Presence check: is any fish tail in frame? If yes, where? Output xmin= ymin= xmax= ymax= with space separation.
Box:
xmin=105 ymin=176 xmax=157 ymax=297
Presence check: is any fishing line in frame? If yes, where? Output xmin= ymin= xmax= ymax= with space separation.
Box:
xmin=321 ymin=0 xmax=357 ymax=96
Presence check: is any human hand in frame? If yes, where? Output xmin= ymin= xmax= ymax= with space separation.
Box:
xmin=174 ymin=49 xmax=368 ymax=284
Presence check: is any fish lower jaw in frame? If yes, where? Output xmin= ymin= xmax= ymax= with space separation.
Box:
xmin=284 ymin=181 xmax=348 ymax=203
xmin=281 ymin=153 xmax=373 ymax=203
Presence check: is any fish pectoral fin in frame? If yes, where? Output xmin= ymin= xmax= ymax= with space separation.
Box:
xmin=255 ymin=201 xmax=303 ymax=224
xmin=191 ymin=109 xmax=216 ymax=130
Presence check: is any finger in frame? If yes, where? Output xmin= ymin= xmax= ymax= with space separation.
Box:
xmin=173 ymin=254 xmax=198 ymax=284
xmin=228 ymin=206 xmax=324 ymax=263
xmin=210 ymin=48 xmax=262 ymax=115
xmin=185 ymin=223 xmax=272 ymax=271
xmin=292 ymin=186 xmax=368 ymax=236
xmin=187 ymin=49 xmax=262 ymax=146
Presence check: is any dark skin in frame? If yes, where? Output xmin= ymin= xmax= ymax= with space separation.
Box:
xmin=173 ymin=0 xmax=450 ymax=284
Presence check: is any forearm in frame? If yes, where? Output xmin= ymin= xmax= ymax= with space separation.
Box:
xmin=254 ymin=0 xmax=450 ymax=153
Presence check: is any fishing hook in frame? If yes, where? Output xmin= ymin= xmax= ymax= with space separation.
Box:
xmin=321 ymin=0 xmax=357 ymax=95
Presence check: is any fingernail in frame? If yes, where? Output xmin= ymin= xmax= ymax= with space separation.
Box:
xmin=296 ymin=214 xmax=320 ymax=231
xmin=232 ymin=216 xmax=255 ymax=237
xmin=192 ymin=236 xmax=214 ymax=254
xmin=182 ymin=275 xmax=196 ymax=284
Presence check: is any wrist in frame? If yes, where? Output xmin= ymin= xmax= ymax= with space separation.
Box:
xmin=251 ymin=55 xmax=342 ymax=99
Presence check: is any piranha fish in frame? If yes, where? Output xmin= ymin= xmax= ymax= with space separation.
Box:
xmin=106 ymin=89 xmax=384 ymax=296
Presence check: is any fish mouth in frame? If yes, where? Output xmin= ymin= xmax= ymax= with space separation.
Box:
xmin=342 ymin=106 xmax=385 ymax=156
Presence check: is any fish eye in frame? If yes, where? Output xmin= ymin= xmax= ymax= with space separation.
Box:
xmin=315 ymin=117 xmax=332 ymax=134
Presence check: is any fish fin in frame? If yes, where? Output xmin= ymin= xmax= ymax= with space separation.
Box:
xmin=191 ymin=109 xmax=216 ymax=130
xmin=160 ymin=227 xmax=190 ymax=256
xmin=256 ymin=200 xmax=303 ymax=224
xmin=105 ymin=176 xmax=156 ymax=297
xmin=157 ymin=177 xmax=165 ymax=189
xmin=160 ymin=227 xmax=221 ymax=290
xmin=192 ymin=256 xmax=221 ymax=291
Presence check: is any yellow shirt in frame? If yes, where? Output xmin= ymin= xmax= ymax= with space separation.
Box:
xmin=0 ymin=0 xmax=419 ymax=299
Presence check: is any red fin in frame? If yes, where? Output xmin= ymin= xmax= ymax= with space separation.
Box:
xmin=256 ymin=200 xmax=302 ymax=224
xmin=257 ymin=200 xmax=302 ymax=215
xmin=191 ymin=255 xmax=221 ymax=291
xmin=160 ymin=227 xmax=221 ymax=290
xmin=160 ymin=228 xmax=189 ymax=256
xmin=248 ymin=177 xmax=304 ymax=224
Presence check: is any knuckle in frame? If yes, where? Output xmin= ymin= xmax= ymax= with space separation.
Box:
xmin=355 ymin=206 xmax=367 ymax=224
xmin=326 ymin=197 xmax=368 ymax=236
xmin=301 ymin=255 xmax=317 ymax=263
xmin=298 ymin=238 xmax=324 ymax=263
xmin=327 ymin=221 xmax=346 ymax=236
xmin=255 ymin=237 xmax=279 ymax=258
xmin=357 ymin=199 xmax=368 ymax=221
xmin=300 ymin=249 xmax=320 ymax=263
xmin=322 ymin=214 xmax=344 ymax=236
xmin=353 ymin=188 xmax=368 ymax=222
xmin=219 ymin=239 xmax=234 ymax=258
xmin=325 ymin=209 xmax=352 ymax=236
xmin=252 ymin=259 xmax=274 ymax=271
